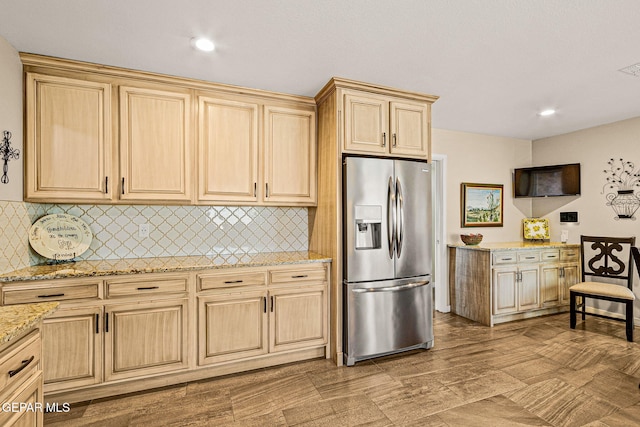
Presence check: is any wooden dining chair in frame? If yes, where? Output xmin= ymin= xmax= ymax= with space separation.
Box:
xmin=569 ymin=236 xmax=636 ymax=342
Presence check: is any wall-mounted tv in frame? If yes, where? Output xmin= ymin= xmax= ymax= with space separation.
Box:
xmin=513 ymin=163 xmax=581 ymax=198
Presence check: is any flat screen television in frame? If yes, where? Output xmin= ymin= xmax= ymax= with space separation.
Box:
xmin=513 ymin=163 xmax=581 ymax=198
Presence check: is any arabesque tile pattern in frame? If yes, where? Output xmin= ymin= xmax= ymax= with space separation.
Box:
xmin=0 ymin=200 xmax=308 ymax=275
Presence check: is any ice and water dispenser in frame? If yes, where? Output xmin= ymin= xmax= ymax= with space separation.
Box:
xmin=354 ymin=205 xmax=381 ymax=250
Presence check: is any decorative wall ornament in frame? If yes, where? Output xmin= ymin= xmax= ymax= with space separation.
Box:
xmin=602 ymin=158 xmax=640 ymax=220
xmin=1 ymin=130 xmax=20 ymax=184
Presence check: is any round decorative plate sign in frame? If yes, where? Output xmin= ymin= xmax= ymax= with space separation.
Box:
xmin=29 ymin=214 xmax=93 ymax=261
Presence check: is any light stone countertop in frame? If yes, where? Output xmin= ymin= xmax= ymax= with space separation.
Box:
xmin=0 ymin=251 xmax=332 ymax=283
xmin=448 ymin=242 xmax=580 ymax=251
xmin=0 ymin=302 xmax=59 ymax=345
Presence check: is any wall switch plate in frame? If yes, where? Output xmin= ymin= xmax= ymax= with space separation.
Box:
xmin=561 ymin=230 xmax=569 ymax=243
xmin=138 ymin=223 xmax=150 ymax=238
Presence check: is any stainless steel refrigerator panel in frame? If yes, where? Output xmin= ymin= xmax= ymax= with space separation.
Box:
xmin=394 ymin=159 xmax=431 ymax=279
xmin=344 ymin=157 xmax=395 ymax=283
xmin=344 ymin=276 xmax=433 ymax=366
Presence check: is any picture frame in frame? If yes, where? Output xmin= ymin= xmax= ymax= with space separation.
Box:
xmin=461 ymin=183 xmax=504 ymax=227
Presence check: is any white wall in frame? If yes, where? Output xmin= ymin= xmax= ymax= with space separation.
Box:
xmin=533 ymin=116 xmax=640 ymax=243
xmin=432 ymin=128 xmax=532 ymax=244
xmin=0 ymin=36 xmax=23 ymax=201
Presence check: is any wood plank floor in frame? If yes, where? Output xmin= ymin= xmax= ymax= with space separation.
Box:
xmin=44 ymin=312 xmax=640 ymax=426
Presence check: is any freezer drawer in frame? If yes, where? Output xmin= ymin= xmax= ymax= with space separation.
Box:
xmin=344 ymin=276 xmax=433 ymax=366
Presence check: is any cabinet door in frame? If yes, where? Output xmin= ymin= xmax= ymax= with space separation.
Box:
xmin=198 ymin=96 xmax=259 ymax=203
xmin=518 ymin=267 xmax=540 ymax=311
xmin=269 ymin=285 xmax=327 ymax=352
xmin=104 ymin=299 xmax=188 ymax=382
xmin=492 ymin=267 xmax=518 ymax=315
xmin=560 ymin=263 xmax=580 ymax=304
xmin=0 ymin=371 xmax=43 ymax=427
xmin=389 ymin=100 xmax=429 ymax=159
xmin=25 ymin=73 xmax=112 ymax=202
xmin=119 ymin=86 xmax=192 ymax=202
xmin=42 ymin=306 xmax=102 ymax=393
xmin=263 ymin=105 xmax=317 ymax=205
xmin=198 ymin=291 xmax=268 ymax=365
xmin=343 ymin=91 xmax=388 ymax=154
xmin=540 ymin=264 xmax=561 ymax=307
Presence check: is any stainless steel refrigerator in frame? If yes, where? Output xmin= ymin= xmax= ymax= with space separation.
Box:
xmin=343 ymin=156 xmax=433 ymax=366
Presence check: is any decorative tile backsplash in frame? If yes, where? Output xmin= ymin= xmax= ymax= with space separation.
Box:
xmin=0 ymin=200 xmax=309 ymax=274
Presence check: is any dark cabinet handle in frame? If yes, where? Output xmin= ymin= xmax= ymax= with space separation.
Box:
xmin=105 ymin=312 xmax=109 ymax=333
xmin=270 ymin=296 xmax=275 ymax=312
xmin=292 ymin=275 xmax=308 ymax=279
xmin=223 ymin=280 xmax=244 ymax=284
xmin=38 ymin=293 xmax=65 ymax=298
xmin=503 ymin=258 xmax=513 ymax=261
xmin=525 ymin=256 xmax=535 ymax=259
xmin=392 ymin=133 xmax=397 ymax=147
xmin=263 ymin=297 xmax=267 ymax=313
xmin=265 ymin=183 xmax=269 ymax=198
xmin=382 ymin=132 xmax=386 ymax=147
xmin=95 ymin=313 xmax=99 ymax=334
xmin=121 ymin=177 xmax=125 ymax=195
xmin=8 ymin=356 xmax=35 ymax=378
xmin=105 ymin=176 xmax=109 ymax=194
xmin=254 ymin=182 xmax=257 ymax=197
xmin=136 ymin=286 xmax=159 ymax=290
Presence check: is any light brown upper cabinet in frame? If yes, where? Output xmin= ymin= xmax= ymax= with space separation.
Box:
xmin=343 ymin=89 xmax=430 ymax=159
xmin=197 ymin=95 xmax=316 ymax=206
xmin=24 ymin=73 xmax=113 ymax=202
xmin=263 ymin=105 xmax=317 ymax=205
xmin=22 ymin=54 xmax=316 ymax=206
xmin=119 ymin=85 xmax=193 ymax=203
xmin=198 ymin=96 xmax=260 ymax=203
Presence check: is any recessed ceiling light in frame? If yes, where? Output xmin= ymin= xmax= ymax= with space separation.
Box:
xmin=191 ymin=37 xmax=215 ymax=52
xmin=538 ymin=109 xmax=556 ymax=117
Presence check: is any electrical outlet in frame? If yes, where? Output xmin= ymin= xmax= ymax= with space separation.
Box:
xmin=138 ymin=223 xmax=150 ymax=238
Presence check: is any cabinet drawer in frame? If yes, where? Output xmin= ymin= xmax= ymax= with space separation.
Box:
xmin=560 ymin=248 xmax=580 ymax=262
xmin=0 ymin=330 xmax=41 ymax=395
xmin=198 ymin=271 xmax=266 ymax=291
xmin=540 ymin=250 xmax=560 ymax=262
xmin=517 ymin=252 xmax=541 ymax=263
xmin=2 ymin=282 xmax=99 ymax=305
xmin=269 ymin=267 xmax=326 ymax=284
xmin=107 ymin=277 xmax=187 ymax=298
xmin=493 ymin=252 xmax=518 ymax=265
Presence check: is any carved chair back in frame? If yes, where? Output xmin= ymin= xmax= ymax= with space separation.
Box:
xmin=580 ymin=236 xmax=636 ymax=290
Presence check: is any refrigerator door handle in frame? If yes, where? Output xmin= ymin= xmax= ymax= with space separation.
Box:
xmin=396 ymin=177 xmax=404 ymax=257
xmin=351 ymin=280 xmax=430 ymax=293
xmin=387 ymin=176 xmax=396 ymax=259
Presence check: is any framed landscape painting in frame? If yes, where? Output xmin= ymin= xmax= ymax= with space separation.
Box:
xmin=461 ymin=183 xmax=503 ymax=227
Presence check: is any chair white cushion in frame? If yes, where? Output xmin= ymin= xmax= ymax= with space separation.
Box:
xmin=570 ymin=281 xmax=636 ymax=300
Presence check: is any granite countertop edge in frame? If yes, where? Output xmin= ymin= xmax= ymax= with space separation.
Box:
xmin=448 ymin=242 xmax=580 ymax=251
xmin=0 ymin=302 xmax=59 ymax=345
xmin=0 ymin=251 xmax=332 ymax=283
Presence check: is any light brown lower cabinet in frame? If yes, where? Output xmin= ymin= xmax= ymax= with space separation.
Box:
xmin=42 ymin=306 xmax=102 ymax=393
xmin=104 ymin=299 xmax=189 ymax=382
xmin=269 ymin=285 xmax=327 ymax=353
xmin=0 ymin=262 xmax=330 ymax=403
xmin=197 ymin=268 xmax=328 ymax=366
xmin=0 ymin=329 xmax=44 ymax=427
xmin=198 ymin=290 xmax=268 ymax=365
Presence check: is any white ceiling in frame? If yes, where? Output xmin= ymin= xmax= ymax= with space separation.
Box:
xmin=2 ymin=0 xmax=640 ymax=140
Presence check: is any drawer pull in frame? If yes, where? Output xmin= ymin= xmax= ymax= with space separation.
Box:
xmin=223 ymin=280 xmax=244 ymax=284
xmin=566 ymin=253 xmax=576 ymax=256
xmin=525 ymin=256 xmax=535 ymax=259
xmin=37 ymin=293 xmax=65 ymax=298
xmin=546 ymin=255 xmax=557 ymax=258
xmin=8 ymin=356 xmax=35 ymax=378
xmin=136 ymin=286 xmax=160 ymax=290
xmin=502 ymin=258 xmax=513 ymax=261
xmin=292 ymin=275 xmax=308 ymax=278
